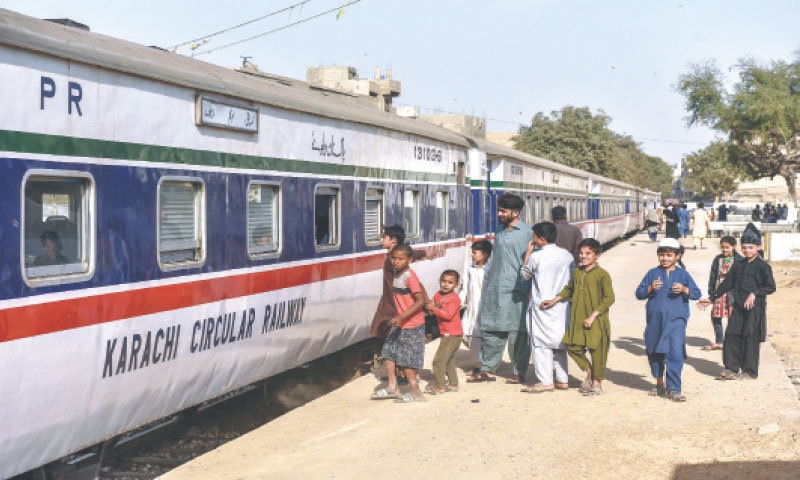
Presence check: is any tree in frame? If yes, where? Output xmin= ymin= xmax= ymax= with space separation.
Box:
xmin=512 ymin=105 xmax=673 ymax=196
xmin=676 ymin=55 xmax=800 ymax=203
xmin=514 ymin=106 xmax=620 ymax=178
xmin=682 ymin=141 xmax=748 ymax=201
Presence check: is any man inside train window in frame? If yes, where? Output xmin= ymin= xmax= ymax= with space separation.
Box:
xmin=33 ymin=230 xmax=69 ymax=266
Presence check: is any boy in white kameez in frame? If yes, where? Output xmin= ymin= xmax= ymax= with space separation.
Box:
xmin=519 ymin=222 xmax=575 ymax=393
xmin=459 ymin=239 xmax=493 ymax=375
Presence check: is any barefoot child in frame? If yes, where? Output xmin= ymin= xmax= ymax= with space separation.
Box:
xmin=541 ymin=238 xmax=615 ymax=396
xmin=425 ymin=270 xmax=463 ymax=394
xmin=371 ymin=244 xmax=427 ymax=402
xmin=459 ymin=239 xmax=492 ymax=374
xmin=635 ymin=238 xmax=702 ymax=402
xmin=702 ymin=236 xmax=741 ymax=351
xmin=699 ymin=223 xmax=776 ymax=380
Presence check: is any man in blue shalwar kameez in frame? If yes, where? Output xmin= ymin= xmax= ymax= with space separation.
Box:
xmin=467 ymin=193 xmax=532 ymax=384
xmin=635 ymin=238 xmax=702 ymax=402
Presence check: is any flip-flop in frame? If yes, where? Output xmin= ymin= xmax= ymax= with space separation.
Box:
xmin=715 ymin=369 xmax=738 ymax=381
xmin=521 ymin=384 xmax=554 ymax=393
xmin=424 ymin=384 xmax=446 ymax=395
xmin=667 ymin=390 xmax=687 ymax=402
xmin=648 ymin=385 xmax=666 ymax=397
xmin=582 ymin=386 xmax=604 ymax=396
xmin=467 ymin=372 xmax=496 ymax=383
xmin=702 ymin=344 xmax=722 ymax=351
xmin=579 ymin=377 xmax=593 ymax=393
xmin=370 ymin=388 xmax=400 ymax=400
xmin=394 ymin=392 xmax=427 ymax=403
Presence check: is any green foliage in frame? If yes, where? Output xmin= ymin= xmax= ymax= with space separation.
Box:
xmin=512 ymin=106 xmax=672 ymax=195
xmin=676 ymin=56 xmax=800 ymax=202
xmin=682 ymin=141 xmax=751 ymax=199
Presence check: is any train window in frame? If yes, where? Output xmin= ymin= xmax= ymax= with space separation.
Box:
xmin=365 ymin=188 xmax=384 ymax=245
xmin=525 ymin=195 xmax=534 ymax=224
xmin=315 ymin=186 xmax=340 ymax=248
xmin=403 ymin=189 xmax=420 ymax=238
xmin=158 ymin=179 xmax=205 ymax=269
xmin=435 ymin=191 xmax=448 ymax=239
xmin=535 ymin=195 xmax=541 ymax=222
xmin=23 ymin=172 xmax=94 ymax=286
xmin=248 ymin=182 xmax=280 ymax=257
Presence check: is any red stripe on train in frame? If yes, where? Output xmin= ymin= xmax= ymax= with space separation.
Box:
xmin=1 ymin=240 xmax=465 ymax=343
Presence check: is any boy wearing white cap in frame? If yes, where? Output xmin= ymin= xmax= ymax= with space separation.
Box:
xmin=699 ymin=223 xmax=776 ymax=380
xmin=635 ymin=237 xmax=702 ymax=402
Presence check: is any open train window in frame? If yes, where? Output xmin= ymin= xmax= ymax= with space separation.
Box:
xmin=315 ymin=186 xmax=340 ymax=249
xmin=248 ymin=182 xmax=280 ymax=257
xmin=403 ymin=189 xmax=420 ymax=239
xmin=23 ymin=171 xmax=94 ymax=287
xmin=158 ymin=178 xmax=205 ymax=270
xmin=435 ymin=190 xmax=448 ymax=239
xmin=365 ymin=188 xmax=384 ymax=245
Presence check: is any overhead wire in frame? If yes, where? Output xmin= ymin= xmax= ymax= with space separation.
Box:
xmin=192 ymin=0 xmax=362 ymax=56
xmin=171 ymin=0 xmax=312 ymax=51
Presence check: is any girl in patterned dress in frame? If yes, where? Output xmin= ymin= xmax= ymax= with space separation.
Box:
xmin=702 ymin=236 xmax=741 ymax=351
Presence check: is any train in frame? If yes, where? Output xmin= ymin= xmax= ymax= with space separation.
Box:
xmin=0 ymin=8 xmax=660 ymax=478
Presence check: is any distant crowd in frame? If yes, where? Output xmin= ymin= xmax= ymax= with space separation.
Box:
xmin=369 ymin=193 xmax=775 ymax=405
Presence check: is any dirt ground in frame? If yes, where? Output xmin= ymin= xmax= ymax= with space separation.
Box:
xmin=163 ymin=232 xmax=800 ymax=480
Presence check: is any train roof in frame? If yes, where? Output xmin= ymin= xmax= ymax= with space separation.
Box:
xmin=0 ymin=8 xmax=470 ymax=148
xmin=0 ymin=8 xmax=654 ymax=195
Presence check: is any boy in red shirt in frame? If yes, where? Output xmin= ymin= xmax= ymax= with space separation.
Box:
xmin=425 ymin=270 xmax=463 ymax=394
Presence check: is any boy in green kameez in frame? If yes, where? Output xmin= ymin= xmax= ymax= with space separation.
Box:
xmin=541 ymin=238 xmax=615 ymax=396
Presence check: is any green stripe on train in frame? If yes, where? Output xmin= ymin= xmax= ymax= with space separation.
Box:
xmin=0 ymin=130 xmax=455 ymax=183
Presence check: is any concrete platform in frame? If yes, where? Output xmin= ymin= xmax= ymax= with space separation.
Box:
xmin=162 ymin=233 xmax=800 ymax=480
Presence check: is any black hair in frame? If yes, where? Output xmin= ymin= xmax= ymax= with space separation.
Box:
xmin=551 ymin=205 xmax=567 ymax=220
xmin=440 ymin=269 xmax=460 ymax=283
xmin=391 ymin=243 xmax=413 ymax=258
xmin=40 ymin=230 xmax=62 ymax=249
xmin=532 ymin=221 xmax=558 ymax=244
xmin=383 ymin=224 xmax=405 ymax=245
xmin=497 ymin=193 xmax=524 ymax=211
xmin=720 ymin=235 xmax=737 ymax=246
xmin=578 ymin=237 xmax=602 ymax=254
xmin=657 ymin=246 xmax=682 ymax=254
xmin=471 ymin=239 xmax=493 ymax=258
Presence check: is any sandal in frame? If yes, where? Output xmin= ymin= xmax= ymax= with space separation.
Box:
xmin=648 ymin=385 xmax=666 ymax=397
xmin=579 ymin=377 xmax=593 ymax=393
xmin=702 ymin=343 xmax=722 ymax=351
xmin=446 ymin=385 xmax=459 ymax=392
xmin=424 ymin=384 xmax=446 ymax=395
xmin=581 ymin=386 xmax=604 ymax=396
xmin=667 ymin=390 xmax=687 ymax=402
xmin=715 ymin=369 xmax=739 ymax=381
xmin=467 ymin=372 xmax=497 ymax=383
xmin=370 ymin=388 xmax=401 ymax=400
xmin=394 ymin=392 xmax=427 ymax=403
xmin=505 ymin=375 xmax=522 ymax=385
xmin=521 ymin=384 xmax=554 ymax=394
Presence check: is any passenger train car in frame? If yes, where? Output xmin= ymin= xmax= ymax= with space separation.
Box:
xmin=0 ymin=9 xmax=658 ymax=478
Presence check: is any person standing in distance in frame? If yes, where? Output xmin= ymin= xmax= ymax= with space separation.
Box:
xmin=552 ymin=205 xmax=583 ymax=265
xmin=467 ymin=193 xmax=532 ymax=384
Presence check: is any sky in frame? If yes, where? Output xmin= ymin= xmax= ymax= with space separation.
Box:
xmin=4 ymin=0 xmax=799 ymax=165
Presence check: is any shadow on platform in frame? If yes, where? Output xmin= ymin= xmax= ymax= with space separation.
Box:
xmin=672 ymin=460 xmax=800 ymax=479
